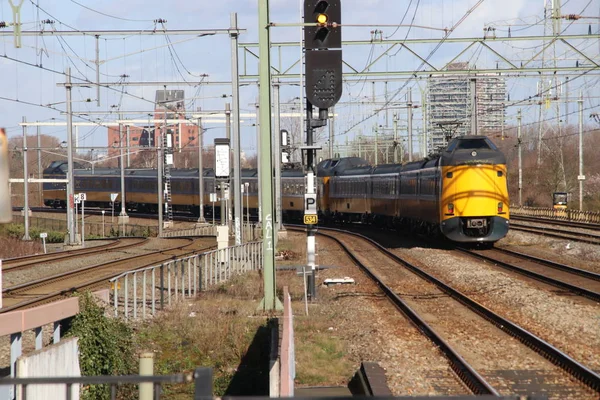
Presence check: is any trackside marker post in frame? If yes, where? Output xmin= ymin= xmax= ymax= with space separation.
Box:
xmin=40 ymin=232 xmax=48 ymax=254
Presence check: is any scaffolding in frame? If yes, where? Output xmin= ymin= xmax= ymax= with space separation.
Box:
xmin=427 ymin=63 xmax=506 ymax=152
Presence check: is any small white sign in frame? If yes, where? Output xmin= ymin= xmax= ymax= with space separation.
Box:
xmin=210 ymin=193 xmax=217 ymax=203
xmin=110 ymin=193 xmax=119 ymax=202
xmin=40 ymin=232 xmax=48 ymax=239
xmin=74 ymin=194 xmax=81 ymax=204
xmin=165 ymin=154 xmax=174 ymax=165
xmin=304 ymin=193 xmax=317 ymax=215
xmin=79 ymin=193 xmax=87 ymax=201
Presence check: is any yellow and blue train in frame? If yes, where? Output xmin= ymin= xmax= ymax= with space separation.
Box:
xmin=43 ymin=135 xmax=510 ymax=244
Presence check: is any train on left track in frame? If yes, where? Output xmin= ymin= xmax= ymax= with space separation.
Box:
xmin=43 ymin=135 xmax=510 ymax=244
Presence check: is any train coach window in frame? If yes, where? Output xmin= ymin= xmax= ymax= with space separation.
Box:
xmin=497 ymin=171 xmax=503 ymax=177
xmin=446 ymin=172 xmax=453 ymax=178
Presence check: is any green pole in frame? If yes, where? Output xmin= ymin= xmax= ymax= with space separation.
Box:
xmin=257 ymin=0 xmax=283 ymax=311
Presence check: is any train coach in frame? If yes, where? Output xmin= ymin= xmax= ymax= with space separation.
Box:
xmin=320 ymin=135 xmax=510 ymax=244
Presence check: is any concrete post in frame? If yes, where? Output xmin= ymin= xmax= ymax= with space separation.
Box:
xmin=517 ymin=110 xmax=522 ymax=207
xmin=139 ymin=352 xmax=154 ymax=400
xmin=230 ymin=12 xmax=242 ymax=245
xmin=22 ymin=116 xmax=30 ymax=241
xmin=578 ymin=91 xmax=584 ymax=210
xmin=65 ymin=68 xmax=76 ymax=244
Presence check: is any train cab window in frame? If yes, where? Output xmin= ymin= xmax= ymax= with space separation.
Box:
xmin=456 ymin=139 xmax=491 ymax=150
xmin=446 ymin=172 xmax=453 ymax=178
xmin=497 ymin=171 xmax=503 ymax=177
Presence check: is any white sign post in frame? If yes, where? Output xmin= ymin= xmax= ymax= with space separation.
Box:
xmin=101 ymin=210 xmax=105 ymax=237
xmin=79 ymin=193 xmax=86 ymax=247
xmin=74 ymin=194 xmax=80 ymax=241
xmin=210 ymin=193 xmax=217 ymax=225
xmin=110 ymin=193 xmax=119 ymax=225
xmin=40 ymin=232 xmax=48 ymax=254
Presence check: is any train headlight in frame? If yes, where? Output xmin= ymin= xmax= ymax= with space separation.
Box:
xmin=498 ymin=202 xmax=503 ymax=213
xmin=447 ymin=203 xmax=454 ymax=215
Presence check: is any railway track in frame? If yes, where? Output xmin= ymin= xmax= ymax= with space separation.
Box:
xmin=512 ymin=215 xmax=600 ymax=231
xmin=288 ymin=225 xmax=600 ymax=397
xmin=457 ymin=247 xmax=600 ymax=302
xmin=510 ymin=221 xmax=600 ymax=245
xmin=0 ymin=238 xmax=215 ymax=313
xmin=1 ymin=238 xmax=148 ymax=272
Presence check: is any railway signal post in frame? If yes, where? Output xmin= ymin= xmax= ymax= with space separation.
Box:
xmin=303 ymin=0 xmax=343 ymax=300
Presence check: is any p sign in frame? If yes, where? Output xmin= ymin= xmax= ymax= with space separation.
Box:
xmin=304 ymin=193 xmax=317 ymax=215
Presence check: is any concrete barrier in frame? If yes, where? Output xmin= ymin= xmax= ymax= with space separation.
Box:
xmin=16 ymin=337 xmax=81 ymax=400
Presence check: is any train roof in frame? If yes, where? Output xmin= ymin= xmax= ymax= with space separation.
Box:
xmin=337 ymin=166 xmax=373 ymax=176
xmin=441 ymin=135 xmax=506 ymax=166
xmin=317 ymin=157 xmax=370 ymax=176
xmin=371 ymin=164 xmax=403 ymax=174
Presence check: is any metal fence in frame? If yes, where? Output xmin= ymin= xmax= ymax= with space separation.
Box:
xmin=11 ymin=215 xmax=157 ymax=238
xmin=511 ymin=206 xmax=600 ymax=224
xmin=109 ymin=241 xmax=263 ymax=319
xmin=161 ymin=222 xmax=261 ymax=241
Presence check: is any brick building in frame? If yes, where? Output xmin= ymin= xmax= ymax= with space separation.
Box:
xmin=107 ymin=90 xmax=200 ymax=162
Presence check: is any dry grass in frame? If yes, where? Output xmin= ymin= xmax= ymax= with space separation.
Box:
xmin=0 ymin=237 xmax=42 ymax=259
xmin=134 ymin=236 xmax=356 ymax=396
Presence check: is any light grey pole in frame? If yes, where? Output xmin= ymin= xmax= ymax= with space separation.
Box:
xmin=255 ymin=102 xmax=262 ymax=223
xmin=95 ymin=35 xmax=100 ymax=107
xmin=157 ymin=122 xmax=164 ymax=237
xmin=422 ymin=93 xmax=428 ymax=156
xmin=273 ymin=78 xmax=283 ymax=232
xmin=393 ymin=113 xmax=398 ymax=163
xmin=225 ymin=102 xmax=232 ymax=231
xmin=470 ymin=78 xmax=477 ymax=136
xmin=119 ymin=117 xmax=128 ymax=219
xmin=66 ymin=67 xmax=76 ymax=245
xmin=126 ymin=125 xmax=131 ymax=167
xmin=565 ymin=76 xmax=569 ymax=126
xmin=37 ymin=125 xmax=42 ymax=206
xmin=407 ymin=89 xmax=413 ymax=162
xmin=230 ymin=12 xmax=242 ymax=245
xmin=374 ymin=124 xmax=378 ymax=165
xmin=197 ymin=117 xmax=205 ymax=223
xmin=22 ymin=116 xmax=31 ymax=241
xmin=517 ymin=109 xmax=522 ymax=207
xmin=329 ymin=106 xmax=334 ymax=158
xmin=578 ymin=91 xmax=584 ymax=211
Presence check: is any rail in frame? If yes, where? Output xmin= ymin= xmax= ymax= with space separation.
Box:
xmin=511 ymin=206 xmax=600 ymax=224
xmin=109 ymin=241 xmax=263 ymax=319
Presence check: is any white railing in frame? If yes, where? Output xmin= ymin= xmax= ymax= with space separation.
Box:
xmin=160 ymin=225 xmax=217 ymax=237
xmin=160 ymin=222 xmax=262 ymax=241
xmin=109 ymin=241 xmax=263 ymax=319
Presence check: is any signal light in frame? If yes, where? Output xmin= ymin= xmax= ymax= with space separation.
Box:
xmin=498 ymin=202 xmax=503 ymax=213
xmin=304 ymin=0 xmax=342 ymax=110
xmin=447 ymin=203 xmax=454 ymax=215
xmin=317 ymin=13 xmax=328 ymax=24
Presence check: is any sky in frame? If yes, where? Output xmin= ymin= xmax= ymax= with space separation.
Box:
xmin=0 ymin=0 xmax=598 ymax=159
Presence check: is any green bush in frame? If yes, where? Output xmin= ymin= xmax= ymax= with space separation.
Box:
xmin=66 ymin=292 xmax=136 ymax=400
xmin=0 ymin=224 xmax=65 ymax=243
